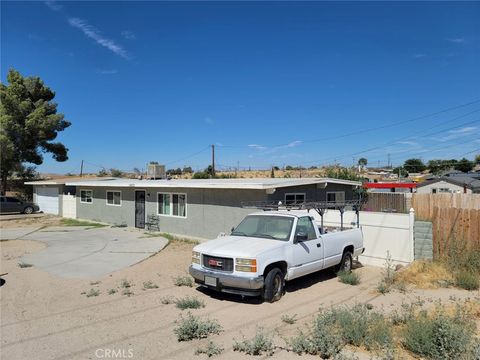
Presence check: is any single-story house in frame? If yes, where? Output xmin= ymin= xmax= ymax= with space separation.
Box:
xmin=26 ymin=177 xmax=361 ymax=239
xmin=364 ymin=182 xmax=417 ymax=193
xmin=416 ymin=176 xmax=480 ymax=194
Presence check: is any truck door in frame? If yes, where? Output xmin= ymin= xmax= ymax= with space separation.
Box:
xmin=289 ymin=216 xmax=325 ymax=279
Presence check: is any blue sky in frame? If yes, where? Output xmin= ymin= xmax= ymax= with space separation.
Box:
xmin=2 ymin=1 xmax=480 ymax=174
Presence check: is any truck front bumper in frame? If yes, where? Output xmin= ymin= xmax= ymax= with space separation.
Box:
xmin=189 ymin=265 xmax=264 ymax=297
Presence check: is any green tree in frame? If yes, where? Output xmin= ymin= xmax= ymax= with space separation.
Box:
xmin=0 ymin=69 xmax=71 ymax=194
xmin=427 ymin=159 xmax=457 ymax=175
xmin=357 ymin=158 xmax=368 ymax=167
xmin=454 ymin=158 xmax=474 ymax=173
xmin=98 ymin=169 xmax=108 ymax=177
xmin=270 ymin=167 xmax=275 ymax=178
xmin=393 ymin=166 xmax=408 ymax=178
xmin=475 ymin=154 xmax=480 ymax=164
xmin=182 ymin=166 xmax=193 ymax=174
xmin=403 ymin=158 xmax=426 ymax=173
xmin=325 ymin=167 xmax=361 ymax=181
xmin=110 ymin=168 xmax=123 ymax=177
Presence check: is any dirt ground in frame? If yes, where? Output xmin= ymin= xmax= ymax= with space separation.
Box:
xmin=1 ymin=218 xmax=479 ymax=360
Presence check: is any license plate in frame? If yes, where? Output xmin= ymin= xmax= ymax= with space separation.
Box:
xmin=204 ymin=276 xmax=217 ymax=287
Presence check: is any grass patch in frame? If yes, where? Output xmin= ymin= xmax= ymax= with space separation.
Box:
xmin=337 ymin=270 xmax=361 ymax=285
xmin=455 ymin=270 xmax=479 ymax=290
xmin=86 ymin=288 xmax=100 ymax=297
xmin=174 ymin=312 xmax=222 ymax=341
xmin=60 ymin=218 xmax=107 ymax=228
xmin=402 ymin=305 xmax=476 ymax=359
xmin=233 ymin=327 xmax=275 ymax=356
xmin=142 ymin=280 xmax=159 ymax=290
xmin=281 ymin=314 xmax=297 ymax=324
xmin=396 ymin=261 xmax=454 ymax=289
xmin=176 ymin=296 xmax=205 ymax=310
xmin=160 ymin=232 xmax=200 ymax=245
xmin=173 ymin=275 xmax=193 ymax=287
xmin=195 ymin=341 xmax=224 ymax=357
xmin=107 ymin=288 xmax=117 ymax=295
xmin=18 ymin=262 xmax=33 ymax=268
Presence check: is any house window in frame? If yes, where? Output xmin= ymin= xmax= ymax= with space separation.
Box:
xmin=327 ymin=191 xmax=345 ymax=203
xmin=106 ymin=191 xmax=121 ymax=206
xmin=158 ymin=193 xmax=186 ymax=217
xmin=285 ymin=193 xmax=306 ymax=205
xmin=80 ymin=190 xmax=93 ymax=204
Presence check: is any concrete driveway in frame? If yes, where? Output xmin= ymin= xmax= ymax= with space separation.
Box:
xmin=1 ymin=226 xmax=168 ymax=278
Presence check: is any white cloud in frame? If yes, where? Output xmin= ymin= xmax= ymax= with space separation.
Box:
xmin=68 ymin=18 xmax=129 ymax=59
xmin=248 ymin=144 xmax=267 ymax=151
xmin=121 ymin=30 xmax=136 ymax=40
xmin=45 ymin=1 xmax=62 ymax=11
xmin=97 ymin=69 xmax=118 ymax=75
xmin=433 ymin=126 xmax=478 ymax=142
xmin=448 ymin=38 xmax=466 ymax=44
xmin=412 ymin=53 xmax=426 ymax=59
xmin=286 ymin=140 xmax=302 ymax=148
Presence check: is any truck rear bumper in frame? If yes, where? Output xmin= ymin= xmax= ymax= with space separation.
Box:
xmin=189 ymin=265 xmax=264 ymax=297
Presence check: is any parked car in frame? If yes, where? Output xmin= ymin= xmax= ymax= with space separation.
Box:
xmin=0 ymin=196 xmax=40 ymax=214
xmin=189 ymin=210 xmax=364 ymax=302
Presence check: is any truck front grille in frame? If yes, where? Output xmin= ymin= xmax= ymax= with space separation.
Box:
xmin=202 ymin=255 xmax=233 ymax=272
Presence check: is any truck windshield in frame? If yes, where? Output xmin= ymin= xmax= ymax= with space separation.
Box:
xmin=231 ymin=215 xmax=294 ymax=241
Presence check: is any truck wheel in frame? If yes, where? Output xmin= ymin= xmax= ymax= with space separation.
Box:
xmin=336 ymin=251 xmax=353 ymax=273
xmin=23 ymin=206 xmax=34 ymax=214
xmin=262 ymin=268 xmax=284 ymax=303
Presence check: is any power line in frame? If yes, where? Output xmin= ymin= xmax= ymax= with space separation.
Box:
xmin=162 ymin=146 xmax=211 ymax=166
xmin=219 ymin=98 xmax=480 ymax=149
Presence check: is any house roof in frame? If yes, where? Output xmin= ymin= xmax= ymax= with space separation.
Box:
xmin=24 ymin=177 xmax=115 ymax=185
xmin=417 ymin=176 xmax=480 ymax=190
xmin=24 ymin=177 xmax=361 ymax=190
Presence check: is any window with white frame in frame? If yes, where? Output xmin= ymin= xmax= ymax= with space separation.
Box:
xmin=80 ymin=190 xmax=93 ymax=204
xmin=158 ymin=193 xmax=186 ymax=217
xmin=106 ymin=190 xmax=121 ymax=206
xmin=285 ymin=193 xmax=305 ymax=205
xmin=326 ymin=191 xmax=345 ymax=203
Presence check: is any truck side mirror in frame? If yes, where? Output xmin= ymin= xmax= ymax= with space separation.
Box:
xmin=231 ymin=227 xmax=235 ymax=233
xmin=295 ymin=232 xmax=308 ymax=243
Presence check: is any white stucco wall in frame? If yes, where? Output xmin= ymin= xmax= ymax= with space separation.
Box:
xmin=416 ymin=181 xmax=470 ymax=194
xmin=311 ymin=210 xmax=414 ymax=267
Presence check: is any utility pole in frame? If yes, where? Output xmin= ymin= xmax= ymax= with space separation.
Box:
xmin=211 ymin=144 xmax=215 ymax=177
xmin=80 ymin=160 xmax=84 ymax=177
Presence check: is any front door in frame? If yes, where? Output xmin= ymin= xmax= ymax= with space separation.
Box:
xmin=135 ymin=191 xmax=146 ymax=229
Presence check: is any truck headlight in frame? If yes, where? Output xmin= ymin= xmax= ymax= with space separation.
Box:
xmin=235 ymin=258 xmax=257 ymax=272
xmin=192 ymin=251 xmax=201 ymax=264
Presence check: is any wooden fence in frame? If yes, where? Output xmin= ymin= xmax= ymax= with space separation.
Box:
xmin=362 ymin=193 xmax=407 ymax=213
xmin=412 ymin=194 xmax=480 ymax=258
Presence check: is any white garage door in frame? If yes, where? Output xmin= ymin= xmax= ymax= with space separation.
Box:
xmin=35 ymin=186 xmax=59 ymax=215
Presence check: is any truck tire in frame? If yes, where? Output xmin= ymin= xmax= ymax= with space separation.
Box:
xmin=23 ymin=206 xmax=34 ymax=214
xmin=335 ymin=251 xmax=353 ymax=273
xmin=262 ymin=268 xmax=284 ymax=303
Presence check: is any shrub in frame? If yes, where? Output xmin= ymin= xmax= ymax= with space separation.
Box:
xmin=288 ymin=310 xmax=344 ymax=357
xmin=120 ymin=279 xmax=132 ymax=288
xmin=18 ymin=262 xmax=33 ymax=268
xmin=281 ymin=314 xmax=297 ymax=324
xmin=176 ymin=296 xmax=205 ymax=310
xmin=122 ymin=289 xmax=134 ymax=297
xmin=195 ymin=341 xmax=223 ymax=357
xmin=402 ymin=306 xmax=475 ymax=359
xmin=376 ymin=251 xmax=396 ymax=294
xmin=455 ymin=271 xmax=479 ymax=290
xmin=107 ymin=288 xmax=117 ymax=295
xmin=86 ymin=288 xmax=100 ymax=297
xmin=377 ymin=281 xmax=391 ymax=295
xmin=233 ymin=327 xmax=275 ymax=356
xmin=173 ymin=275 xmax=193 ymax=287
xmin=337 ymin=270 xmax=361 ymax=285
xmin=90 ymin=281 xmax=101 ymax=285
xmin=174 ymin=313 xmax=222 ymax=341
xmin=143 ymin=280 xmax=159 ymax=290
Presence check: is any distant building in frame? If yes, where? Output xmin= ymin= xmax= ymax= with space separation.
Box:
xmin=364 ymin=182 xmax=417 ymax=193
xmin=416 ymin=176 xmax=480 ymax=194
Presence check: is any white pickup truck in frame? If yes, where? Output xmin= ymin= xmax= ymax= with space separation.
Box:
xmin=189 ymin=210 xmax=364 ymax=302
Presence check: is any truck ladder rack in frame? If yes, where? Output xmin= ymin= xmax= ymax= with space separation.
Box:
xmin=241 ymin=199 xmax=365 ymax=231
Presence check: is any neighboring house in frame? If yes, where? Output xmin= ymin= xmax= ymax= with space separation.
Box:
xmin=364 ymin=182 xmax=417 ymax=193
xmin=26 ymin=177 xmax=361 ymax=239
xmin=416 ymin=177 xmax=480 ymax=194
